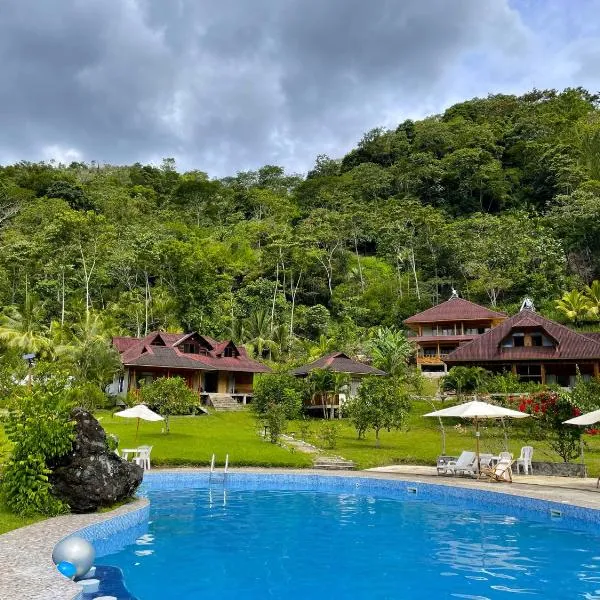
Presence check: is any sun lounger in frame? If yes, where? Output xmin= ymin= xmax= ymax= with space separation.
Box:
xmin=444 ymin=451 xmax=478 ymax=477
xmin=482 ymin=456 xmax=513 ymax=483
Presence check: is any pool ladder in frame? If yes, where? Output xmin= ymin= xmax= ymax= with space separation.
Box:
xmin=208 ymin=453 xmax=229 ymax=507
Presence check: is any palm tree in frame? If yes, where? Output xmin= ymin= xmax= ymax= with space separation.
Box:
xmin=556 ymin=289 xmax=591 ymax=324
xmin=308 ymin=368 xmax=334 ymax=419
xmin=54 ymin=313 xmax=121 ymax=390
xmin=331 ymin=371 xmax=350 ymax=419
xmin=243 ymin=310 xmax=278 ymax=360
xmin=0 ymin=295 xmax=51 ymax=356
xmin=367 ymin=327 xmax=415 ymax=377
xmin=585 ymin=280 xmax=600 ymax=320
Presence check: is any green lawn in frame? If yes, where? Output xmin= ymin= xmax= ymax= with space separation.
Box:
xmin=290 ymin=400 xmax=600 ymax=474
xmin=3 ymin=401 xmax=600 ymax=535
xmin=96 ymin=409 xmax=313 ymax=468
xmin=0 ymin=503 xmax=44 ymax=535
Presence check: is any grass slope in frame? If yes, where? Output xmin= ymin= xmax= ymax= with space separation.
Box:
xmin=96 ymin=409 xmax=312 ymax=468
xmin=290 ymin=400 xmax=600 ymax=474
xmin=0 ymin=504 xmax=43 ymax=535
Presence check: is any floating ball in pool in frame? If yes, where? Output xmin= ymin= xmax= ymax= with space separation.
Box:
xmin=52 ymin=536 xmax=95 ymax=578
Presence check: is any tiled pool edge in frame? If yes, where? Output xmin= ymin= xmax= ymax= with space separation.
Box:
xmin=0 ymin=497 xmax=149 ymax=600
xmin=142 ymin=469 xmax=600 ymax=530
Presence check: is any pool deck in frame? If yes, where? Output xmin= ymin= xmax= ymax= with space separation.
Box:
xmin=0 ymin=498 xmax=148 ymax=600
xmin=2 ymin=467 xmax=600 ymax=600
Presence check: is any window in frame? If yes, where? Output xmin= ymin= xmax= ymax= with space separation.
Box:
xmin=439 ymin=346 xmax=456 ymax=356
xmin=423 ymin=347 xmax=437 ymax=357
xmin=531 ymin=334 xmax=543 ymax=347
xmin=516 ymin=364 xmax=542 ymax=383
xmin=441 ymin=327 xmax=454 ymax=336
xmin=183 ymin=343 xmax=198 ymax=354
xmin=513 ymin=333 xmax=525 ymax=347
xmin=224 ymin=347 xmax=238 ymax=358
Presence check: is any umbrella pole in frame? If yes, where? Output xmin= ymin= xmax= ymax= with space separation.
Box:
xmin=135 ymin=417 xmax=140 ymax=443
xmin=476 ymin=417 xmax=481 ymax=479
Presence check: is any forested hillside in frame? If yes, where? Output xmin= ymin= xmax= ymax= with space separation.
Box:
xmin=1 ymin=87 xmax=600 ymax=361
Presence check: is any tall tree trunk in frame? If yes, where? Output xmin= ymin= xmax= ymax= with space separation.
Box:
xmin=289 ymin=270 xmax=302 ymax=339
xmin=270 ymin=261 xmax=279 ymax=334
xmin=410 ymin=247 xmax=420 ymax=300
xmin=354 ymin=235 xmax=364 ymax=290
xmin=60 ymin=267 xmax=66 ymax=326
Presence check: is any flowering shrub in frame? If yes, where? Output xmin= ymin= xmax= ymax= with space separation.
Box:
xmin=511 ymin=390 xmax=582 ymax=462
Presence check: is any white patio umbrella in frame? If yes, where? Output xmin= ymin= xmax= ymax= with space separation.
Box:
xmin=115 ymin=404 xmax=164 ymax=441
xmin=424 ymin=400 xmax=529 ymax=476
xmin=563 ymin=409 xmax=600 ymax=479
xmin=564 ymin=408 xmax=600 ymax=426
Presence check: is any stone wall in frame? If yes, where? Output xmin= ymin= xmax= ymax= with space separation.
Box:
xmin=530 ymin=461 xmax=587 ymax=477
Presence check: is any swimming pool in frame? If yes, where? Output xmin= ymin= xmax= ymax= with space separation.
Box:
xmin=89 ymin=474 xmax=600 ymax=599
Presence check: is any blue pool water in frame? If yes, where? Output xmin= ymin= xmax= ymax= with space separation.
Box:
xmin=96 ymin=486 xmax=600 ymax=600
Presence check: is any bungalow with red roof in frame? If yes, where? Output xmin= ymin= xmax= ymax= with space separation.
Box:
xmin=292 ymin=352 xmax=386 ymax=415
xmin=404 ymin=291 xmax=507 ymax=375
xmin=110 ymin=332 xmax=270 ymax=405
xmin=445 ymin=302 xmax=600 ymax=387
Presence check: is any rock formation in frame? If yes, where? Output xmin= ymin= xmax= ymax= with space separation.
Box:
xmin=50 ymin=408 xmax=143 ymax=513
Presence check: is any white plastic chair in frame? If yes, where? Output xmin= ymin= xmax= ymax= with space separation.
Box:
xmin=516 ymin=446 xmax=533 ymax=475
xmin=133 ymin=445 xmax=153 ymax=470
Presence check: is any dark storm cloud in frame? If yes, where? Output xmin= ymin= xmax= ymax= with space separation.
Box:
xmin=0 ymin=0 xmax=538 ymax=174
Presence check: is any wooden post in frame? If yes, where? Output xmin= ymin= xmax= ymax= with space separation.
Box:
xmin=594 ymin=362 xmax=600 ymax=379
xmin=540 ymin=363 xmax=546 ymax=385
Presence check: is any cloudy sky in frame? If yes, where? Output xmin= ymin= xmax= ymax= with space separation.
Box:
xmin=1 ymin=0 xmax=599 ymax=176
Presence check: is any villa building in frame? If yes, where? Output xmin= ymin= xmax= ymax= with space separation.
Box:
xmin=445 ymin=304 xmax=600 ymax=387
xmin=292 ymin=352 xmax=386 ymax=415
xmin=404 ymin=292 xmax=507 ymax=375
xmin=110 ymin=332 xmax=270 ymax=404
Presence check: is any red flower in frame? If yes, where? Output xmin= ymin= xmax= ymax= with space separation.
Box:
xmin=573 ymin=408 xmax=582 ymax=417
xmin=518 ymin=402 xmax=526 ymax=412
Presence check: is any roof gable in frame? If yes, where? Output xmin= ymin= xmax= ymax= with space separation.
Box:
xmin=404 ymin=297 xmax=507 ymax=324
xmin=117 ymin=331 xmax=271 ymax=373
xmin=291 ymin=352 xmax=386 ymax=376
xmin=446 ymin=309 xmax=600 ymax=362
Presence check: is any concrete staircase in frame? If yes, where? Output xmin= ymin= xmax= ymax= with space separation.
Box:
xmin=208 ymin=393 xmax=244 ymax=411
xmin=313 ymin=456 xmax=356 ymax=470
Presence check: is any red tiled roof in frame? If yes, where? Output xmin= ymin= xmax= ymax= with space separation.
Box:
xmin=112 ymin=332 xmax=270 ymax=373
xmin=291 ymin=352 xmax=387 ymax=376
xmin=404 ymin=297 xmax=507 ymax=324
xmin=112 ymin=336 xmax=139 ymax=353
xmin=445 ymin=310 xmax=600 ymax=363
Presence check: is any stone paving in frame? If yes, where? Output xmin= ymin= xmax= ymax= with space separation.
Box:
xmin=0 ymin=498 xmax=148 ymax=600
xmin=2 ymin=467 xmax=600 ymax=599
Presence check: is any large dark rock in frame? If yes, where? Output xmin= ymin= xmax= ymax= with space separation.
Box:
xmin=49 ymin=408 xmax=143 ymax=513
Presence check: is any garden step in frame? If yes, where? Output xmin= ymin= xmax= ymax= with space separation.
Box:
xmin=207 ymin=393 xmax=244 ymax=411
xmin=313 ymin=456 xmax=356 ymax=470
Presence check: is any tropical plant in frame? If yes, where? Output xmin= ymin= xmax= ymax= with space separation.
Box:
xmin=584 ymin=280 xmax=600 ymax=319
xmin=367 ymin=327 xmax=414 ymax=377
xmin=442 ymin=366 xmax=490 ymax=398
xmin=1 ymin=379 xmax=75 ymax=515
xmin=512 ymin=390 xmax=582 ymax=462
xmin=243 ymin=310 xmax=279 ymax=359
xmin=345 ymin=376 xmax=411 ymax=447
xmin=139 ymin=377 xmax=197 ymax=433
xmin=252 ymin=373 xmax=305 ymax=420
xmin=0 ymin=294 xmax=52 ymax=356
xmin=307 ymin=368 xmax=335 ymax=418
xmin=555 ymin=289 xmax=592 ymax=323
